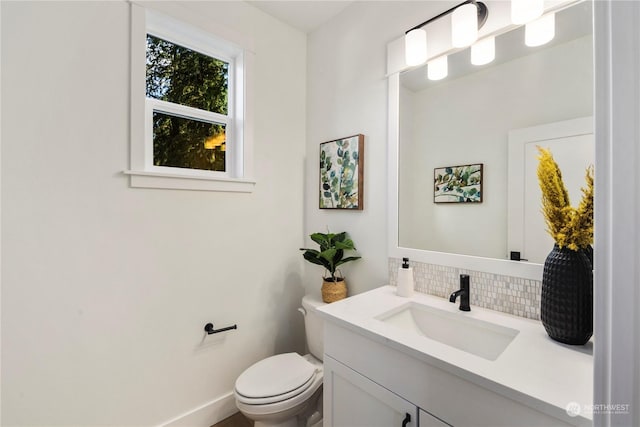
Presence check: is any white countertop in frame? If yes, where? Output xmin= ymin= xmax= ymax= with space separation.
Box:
xmin=318 ymin=285 xmax=593 ymax=423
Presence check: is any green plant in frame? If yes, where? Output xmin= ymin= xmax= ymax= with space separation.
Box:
xmin=537 ymin=147 xmax=594 ymax=251
xmin=300 ymin=232 xmax=361 ymax=282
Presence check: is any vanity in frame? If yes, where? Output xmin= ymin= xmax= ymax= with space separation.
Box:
xmin=318 ymin=286 xmax=592 ymax=427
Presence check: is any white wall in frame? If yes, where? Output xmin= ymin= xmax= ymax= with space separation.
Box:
xmin=399 ymin=36 xmax=593 ymax=259
xmin=1 ymin=1 xmax=306 ymax=425
xmin=305 ymin=1 xmax=452 ymax=298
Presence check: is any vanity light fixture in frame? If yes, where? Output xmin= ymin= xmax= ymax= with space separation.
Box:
xmin=405 ymin=28 xmax=428 ymax=66
xmin=470 ymin=36 xmax=495 ymax=65
xmin=525 ymin=13 xmax=556 ymax=47
xmin=405 ymin=0 xmax=488 ymax=67
xmin=511 ymin=0 xmax=544 ymax=25
xmin=451 ymin=3 xmax=479 ymax=48
xmin=405 ymin=0 xmax=559 ymax=80
xmin=427 ymin=55 xmax=448 ymax=80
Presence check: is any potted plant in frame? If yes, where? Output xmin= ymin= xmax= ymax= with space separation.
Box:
xmin=300 ymin=231 xmax=361 ymax=303
xmin=537 ymin=147 xmax=593 ymax=345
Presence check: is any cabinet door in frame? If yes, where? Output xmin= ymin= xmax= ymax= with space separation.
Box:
xmin=419 ymin=409 xmax=451 ymax=427
xmin=324 ymin=355 xmax=418 ymax=427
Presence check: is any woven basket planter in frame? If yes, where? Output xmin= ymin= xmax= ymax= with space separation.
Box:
xmin=321 ymin=278 xmax=347 ymax=303
xmin=541 ymin=244 xmax=593 ymax=345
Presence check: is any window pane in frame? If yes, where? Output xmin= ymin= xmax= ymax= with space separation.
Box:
xmin=153 ymin=112 xmax=226 ymax=172
xmin=146 ymin=35 xmax=228 ymax=115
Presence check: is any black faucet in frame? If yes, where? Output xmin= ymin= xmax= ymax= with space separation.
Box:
xmin=449 ymin=274 xmax=471 ymax=311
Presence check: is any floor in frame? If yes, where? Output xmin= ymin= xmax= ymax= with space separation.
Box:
xmin=211 ymin=411 xmax=253 ymax=427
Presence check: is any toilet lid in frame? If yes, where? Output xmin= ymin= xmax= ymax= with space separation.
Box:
xmin=235 ymin=353 xmax=316 ymax=399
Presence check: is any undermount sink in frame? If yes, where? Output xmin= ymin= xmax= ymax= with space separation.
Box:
xmin=375 ymin=302 xmax=519 ymax=361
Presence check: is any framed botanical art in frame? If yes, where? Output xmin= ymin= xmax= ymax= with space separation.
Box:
xmin=434 ymin=163 xmax=483 ymax=203
xmin=319 ymin=134 xmax=364 ymax=210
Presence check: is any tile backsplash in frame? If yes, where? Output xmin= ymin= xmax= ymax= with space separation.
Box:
xmin=389 ymin=258 xmax=542 ymax=320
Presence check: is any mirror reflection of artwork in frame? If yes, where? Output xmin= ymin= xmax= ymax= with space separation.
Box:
xmin=319 ymin=134 xmax=364 ymax=210
xmin=434 ymin=163 xmax=483 ymax=203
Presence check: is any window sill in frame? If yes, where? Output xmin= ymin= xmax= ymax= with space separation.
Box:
xmin=123 ymin=170 xmax=256 ymax=192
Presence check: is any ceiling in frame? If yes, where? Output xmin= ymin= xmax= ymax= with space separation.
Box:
xmin=246 ymin=1 xmax=355 ymax=33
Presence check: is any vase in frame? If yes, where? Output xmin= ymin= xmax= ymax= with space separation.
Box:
xmin=321 ymin=278 xmax=347 ymax=303
xmin=541 ymin=244 xmax=593 ymax=345
xmin=583 ymin=245 xmax=593 ymax=269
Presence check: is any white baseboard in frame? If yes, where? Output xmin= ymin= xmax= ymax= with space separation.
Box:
xmin=158 ymin=391 xmax=238 ymax=427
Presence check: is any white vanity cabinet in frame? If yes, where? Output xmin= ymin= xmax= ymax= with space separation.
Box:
xmin=321 ymin=293 xmax=591 ymax=427
xmin=324 ymin=355 xmax=448 ymax=427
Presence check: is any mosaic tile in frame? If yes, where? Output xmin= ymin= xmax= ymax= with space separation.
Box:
xmin=389 ymin=258 xmax=541 ymax=320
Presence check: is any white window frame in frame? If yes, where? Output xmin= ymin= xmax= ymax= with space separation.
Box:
xmin=126 ymin=3 xmax=255 ymax=192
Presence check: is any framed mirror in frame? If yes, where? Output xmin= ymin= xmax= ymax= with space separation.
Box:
xmin=388 ymin=1 xmax=593 ymax=279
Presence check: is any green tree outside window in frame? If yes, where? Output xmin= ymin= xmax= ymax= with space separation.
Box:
xmin=146 ymin=35 xmax=229 ymax=172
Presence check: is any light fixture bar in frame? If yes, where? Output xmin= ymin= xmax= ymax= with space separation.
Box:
xmin=406 ymin=0 xmax=488 ymax=35
xmin=405 ymin=0 xmax=488 ymax=67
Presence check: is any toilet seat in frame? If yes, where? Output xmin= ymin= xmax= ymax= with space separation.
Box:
xmin=236 ymin=372 xmax=317 ymax=405
xmin=235 ymin=353 xmax=319 ymax=405
xmin=235 ymin=354 xmax=323 ymax=419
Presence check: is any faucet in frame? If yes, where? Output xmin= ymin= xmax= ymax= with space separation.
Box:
xmin=449 ymin=274 xmax=471 ymax=311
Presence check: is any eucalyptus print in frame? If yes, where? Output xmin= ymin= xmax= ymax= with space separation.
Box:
xmin=319 ymin=135 xmax=364 ymax=210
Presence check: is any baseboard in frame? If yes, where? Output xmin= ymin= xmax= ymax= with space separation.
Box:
xmin=158 ymin=391 xmax=238 ymax=427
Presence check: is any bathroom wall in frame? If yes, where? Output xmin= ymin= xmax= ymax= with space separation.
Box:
xmin=1 ymin=1 xmax=306 ymax=425
xmin=305 ymin=1 xmax=449 ymax=298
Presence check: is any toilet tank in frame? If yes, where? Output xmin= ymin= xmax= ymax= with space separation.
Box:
xmin=301 ymin=295 xmax=325 ymax=361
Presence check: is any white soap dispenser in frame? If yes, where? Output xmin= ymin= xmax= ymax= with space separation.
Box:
xmin=397 ymin=257 xmax=414 ymax=297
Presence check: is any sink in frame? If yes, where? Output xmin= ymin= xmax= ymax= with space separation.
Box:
xmin=375 ymin=302 xmax=519 ymax=361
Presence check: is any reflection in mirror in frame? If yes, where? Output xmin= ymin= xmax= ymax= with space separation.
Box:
xmin=398 ymin=1 xmax=593 ymax=262
xmin=508 ymin=117 xmax=593 ymax=264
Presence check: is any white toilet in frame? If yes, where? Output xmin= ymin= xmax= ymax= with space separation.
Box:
xmin=234 ymin=296 xmax=325 ymax=427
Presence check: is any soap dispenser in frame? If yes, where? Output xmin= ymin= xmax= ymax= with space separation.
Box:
xmin=397 ymin=257 xmax=414 ymax=297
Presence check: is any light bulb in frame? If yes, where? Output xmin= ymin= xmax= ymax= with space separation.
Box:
xmin=452 ymin=3 xmax=478 ymax=48
xmin=428 ymin=55 xmax=448 ymax=81
xmin=405 ymin=28 xmax=427 ymax=66
xmin=525 ymin=13 xmax=555 ymax=47
xmin=511 ymin=0 xmax=544 ymax=25
xmin=471 ymin=36 xmax=495 ymax=65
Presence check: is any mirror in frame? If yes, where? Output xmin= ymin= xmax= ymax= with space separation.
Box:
xmin=397 ymin=1 xmax=593 ymax=264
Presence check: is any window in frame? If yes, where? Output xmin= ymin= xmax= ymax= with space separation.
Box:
xmin=146 ymin=34 xmax=229 ymax=172
xmin=127 ymin=5 xmax=254 ymax=192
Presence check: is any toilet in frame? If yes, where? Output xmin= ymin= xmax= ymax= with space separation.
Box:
xmin=234 ymin=296 xmax=325 ymax=427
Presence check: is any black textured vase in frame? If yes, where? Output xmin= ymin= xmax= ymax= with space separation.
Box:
xmin=583 ymin=245 xmax=593 ymax=269
xmin=541 ymin=244 xmax=593 ymax=345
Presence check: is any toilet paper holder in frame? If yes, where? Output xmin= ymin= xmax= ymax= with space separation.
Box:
xmin=204 ymin=322 xmax=237 ymax=335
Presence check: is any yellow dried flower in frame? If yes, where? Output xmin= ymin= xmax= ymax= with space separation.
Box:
xmin=536 ymin=147 xmax=593 ymax=251
xmin=571 ymin=165 xmax=594 ymax=249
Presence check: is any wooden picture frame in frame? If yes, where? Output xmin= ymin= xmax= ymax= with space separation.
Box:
xmin=319 ymin=134 xmax=364 ymax=210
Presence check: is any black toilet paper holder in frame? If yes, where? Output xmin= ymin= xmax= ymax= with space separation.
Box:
xmin=204 ymin=322 xmax=237 ymax=335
